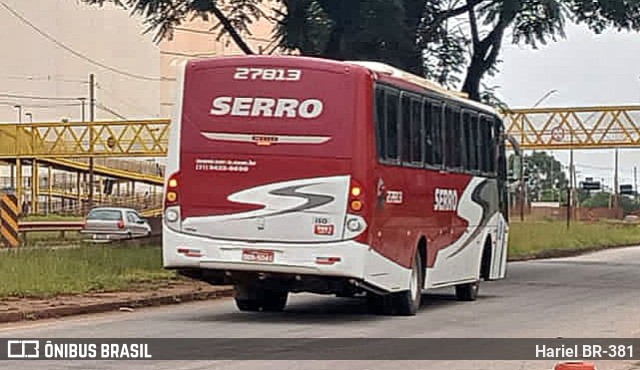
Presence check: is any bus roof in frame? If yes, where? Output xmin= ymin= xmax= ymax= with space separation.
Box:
xmin=346 ymin=60 xmax=499 ymax=116
xmin=185 ymin=55 xmax=499 ymax=116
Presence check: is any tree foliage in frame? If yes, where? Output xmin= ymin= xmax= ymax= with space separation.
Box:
xmin=523 ymin=151 xmax=568 ymax=202
xmin=81 ymin=0 xmax=640 ymax=103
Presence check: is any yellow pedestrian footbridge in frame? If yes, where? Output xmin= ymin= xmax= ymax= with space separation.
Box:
xmin=1 ymin=104 xmax=640 ymax=215
xmin=0 ymin=119 xmax=168 ymax=215
xmin=0 ymin=119 xmax=169 ymax=158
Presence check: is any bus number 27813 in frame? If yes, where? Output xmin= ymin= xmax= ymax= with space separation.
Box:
xmin=234 ymin=68 xmax=302 ymax=81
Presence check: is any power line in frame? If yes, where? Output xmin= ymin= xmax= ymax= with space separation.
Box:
xmin=0 ymin=1 xmax=165 ymax=82
xmin=95 ymin=83 xmax=158 ymax=117
xmin=96 ymin=103 xmax=128 ymax=120
xmin=0 ymin=73 xmax=87 ymax=84
xmin=0 ymin=93 xmax=81 ymax=101
xmin=0 ymin=101 xmax=82 ymax=108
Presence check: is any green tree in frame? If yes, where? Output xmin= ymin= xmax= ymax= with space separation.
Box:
xmin=81 ymin=0 xmax=640 ymax=102
xmin=509 ymin=151 xmax=568 ymax=202
xmin=420 ymin=0 xmax=640 ymax=100
xmin=581 ymin=191 xmax=611 ymax=208
xmin=582 ymin=192 xmax=640 ymax=214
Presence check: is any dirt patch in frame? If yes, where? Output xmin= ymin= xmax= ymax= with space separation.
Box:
xmin=0 ymin=280 xmax=233 ymax=323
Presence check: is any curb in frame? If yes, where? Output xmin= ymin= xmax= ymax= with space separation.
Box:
xmin=507 ymin=243 xmax=640 ymax=262
xmin=0 ymin=287 xmax=234 ymax=324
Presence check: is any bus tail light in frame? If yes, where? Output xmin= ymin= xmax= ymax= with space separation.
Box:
xmin=165 ymin=172 xmax=180 ymax=208
xmin=345 ymin=178 xmax=369 ymax=243
xmin=348 ymin=179 xmax=364 ymax=213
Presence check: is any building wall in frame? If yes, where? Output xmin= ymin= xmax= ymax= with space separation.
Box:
xmin=0 ymin=0 xmax=162 ymax=124
xmin=1 ymin=0 xmax=285 ymax=121
xmin=0 ymin=0 xmax=283 ymax=181
xmin=159 ymin=0 xmax=285 ymax=117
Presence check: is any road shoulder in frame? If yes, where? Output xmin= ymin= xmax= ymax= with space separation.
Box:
xmin=0 ymin=281 xmax=233 ymax=323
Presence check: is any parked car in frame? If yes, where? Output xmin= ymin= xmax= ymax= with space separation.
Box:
xmin=81 ymin=207 xmax=152 ymax=242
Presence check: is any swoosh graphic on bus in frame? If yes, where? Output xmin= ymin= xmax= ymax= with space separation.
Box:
xmin=233 ymin=182 xmax=336 ymax=221
xmin=268 ymin=184 xmax=335 ymax=215
xmin=447 ymin=179 xmax=498 ymax=259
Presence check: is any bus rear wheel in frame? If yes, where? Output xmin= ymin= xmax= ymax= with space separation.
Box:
xmin=234 ymin=284 xmax=288 ymax=312
xmin=366 ymin=250 xmax=423 ymax=316
xmin=392 ymin=251 xmax=424 ymax=315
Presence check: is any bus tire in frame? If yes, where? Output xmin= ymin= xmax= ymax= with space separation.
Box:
xmin=235 ymin=298 xmax=261 ymax=312
xmin=365 ymin=293 xmax=391 ymax=315
xmin=261 ymin=290 xmax=288 ymax=312
xmin=455 ymin=280 xmax=479 ymax=301
xmin=391 ymin=250 xmax=424 ymax=315
xmin=234 ymin=284 xmax=288 ymax=312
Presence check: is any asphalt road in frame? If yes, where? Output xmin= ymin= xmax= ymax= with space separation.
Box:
xmin=2 ymin=247 xmax=640 ymax=370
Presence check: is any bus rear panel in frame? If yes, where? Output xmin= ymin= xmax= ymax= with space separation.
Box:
xmin=163 ymin=57 xmax=401 ymax=293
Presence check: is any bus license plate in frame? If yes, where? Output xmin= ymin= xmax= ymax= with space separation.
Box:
xmin=242 ymin=249 xmax=274 ymax=263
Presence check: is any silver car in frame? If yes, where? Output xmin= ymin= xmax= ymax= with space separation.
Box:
xmin=81 ymin=207 xmax=152 ymax=241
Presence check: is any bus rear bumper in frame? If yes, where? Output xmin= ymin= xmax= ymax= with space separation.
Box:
xmin=163 ymin=226 xmax=411 ymax=293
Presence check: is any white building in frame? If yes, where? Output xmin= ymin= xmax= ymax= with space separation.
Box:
xmin=0 ymin=0 xmax=281 ymax=182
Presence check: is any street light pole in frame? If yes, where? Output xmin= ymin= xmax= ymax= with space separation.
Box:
xmin=614 ymin=148 xmax=619 ymax=211
xmin=567 ymin=133 xmax=573 ymax=229
xmin=78 ymin=98 xmax=86 ymax=122
xmin=88 ymin=74 xmax=95 ymax=208
xmin=532 ymin=89 xmax=559 ymax=108
xmin=13 ymin=105 xmax=22 ymax=123
xmin=10 ymin=105 xmax=22 ymax=191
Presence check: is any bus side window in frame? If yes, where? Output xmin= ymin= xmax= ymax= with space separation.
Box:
xmin=375 ymin=87 xmax=386 ymax=160
xmin=458 ymin=109 xmax=467 ymax=170
xmin=431 ymin=102 xmax=443 ymax=167
xmin=410 ymin=97 xmax=422 ymax=164
xmin=480 ymin=115 xmax=495 ymax=174
xmin=471 ymin=112 xmax=481 ymax=172
xmin=424 ymin=100 xmax=433 ymax=165
xmin=400 ymin=93 xmax=412 ymax=163
xmin=386 ymin=90 xmax=400 ymax=161
xmin=462 ymin=110 xmax=476 ymax=172
xmin=445 ymin=106 xmax=460 ymax=169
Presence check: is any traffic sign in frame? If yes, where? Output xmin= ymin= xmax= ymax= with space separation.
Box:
xmin=581 ymin=180 xmax=601 ymax=191
xmin=551 ymin=126 xmax=564 ymax=142
xmin=620 ymin=184 xmax=634 ymax=195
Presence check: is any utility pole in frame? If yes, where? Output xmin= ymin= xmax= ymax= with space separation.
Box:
xmin=519 ymin=154 xmax=525 ymax=222
xmin=88 ymin=74 xmax=95 ymax=207
xmin=634 ymin=166 xmax=638 ymax=202
xmin=613 ymin=148 xmax=619 ymax=211
xmin=10 ymin=105 xmax=22 ymax=191
xmin=567 ymin=133 xmax=574 ymax=229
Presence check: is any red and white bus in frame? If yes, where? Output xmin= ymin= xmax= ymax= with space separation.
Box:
xmin=163 ymin=56 xmax=515 ymax=316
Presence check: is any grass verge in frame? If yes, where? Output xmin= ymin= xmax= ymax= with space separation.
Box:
xmin=0 ymin=244 xmax=174 ymax=298
xmin=508 ymin=221 xmax=640 ymax=260
xmin=3 ymin=221 xmax=639 ymax=299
